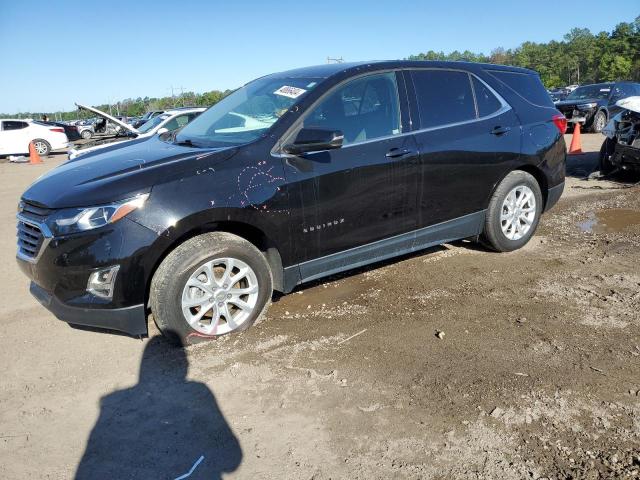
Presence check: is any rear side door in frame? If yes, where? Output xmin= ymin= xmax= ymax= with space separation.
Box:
xmin=281 ymin=71 xmax=419 ymax=277
xmin=405 ymin=69 xmax=521 ymax=229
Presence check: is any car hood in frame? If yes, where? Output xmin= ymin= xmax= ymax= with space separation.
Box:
xmin=21 ymin=135 xmax=237 ymax=208
xmin=76 ymin=103 xmax=139 ymax=135
xmin=555 ymin=98 xmax=605 ymax=108
xmin=617 ymin=96 xmax=640 ymax=114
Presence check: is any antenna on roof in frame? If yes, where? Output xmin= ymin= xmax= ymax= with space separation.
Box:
xmin=327 ymin=56 xmax=344 ymax=64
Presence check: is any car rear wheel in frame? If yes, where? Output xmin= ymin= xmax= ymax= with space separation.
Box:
xmin=591 ymin=110 xmax=607 ymax=133
xmin=150 ymin=232 xmax=273 ymax=346
xmin=81 ymin=130 xmax=92 ymax=139
xmin=32 ymin=139 xmax=51 ymax=156
xmin=599 ymin=137 xmax=617 ymax=175
xmin=481 ymin=171 xmax=543 ymax=252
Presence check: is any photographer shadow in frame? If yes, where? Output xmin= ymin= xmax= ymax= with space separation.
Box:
xmin=76 ymin=336 xmax=241 ymax=479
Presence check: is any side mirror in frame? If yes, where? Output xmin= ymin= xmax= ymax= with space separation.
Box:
xmin=157 ymin=127 xmax=169 ymax=135
xmin=283 ymin=128 xmax=343 ymax=155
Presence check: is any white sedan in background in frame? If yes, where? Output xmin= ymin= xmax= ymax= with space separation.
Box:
xmin=0 ymin=119 xmax=69 ymax=156
xmin=69 ymin=104 xmax=205 ymax=160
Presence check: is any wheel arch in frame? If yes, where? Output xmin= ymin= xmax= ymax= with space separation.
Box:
xmin=144 ymin=220 xmax=285 ymax=312
xmin=598 ymin=107 xmax=609 ymax=120
xmin=31 ymin=137 xmax=51 ymax=153
xmin=487 ymin=165 xmax=548 ymax=211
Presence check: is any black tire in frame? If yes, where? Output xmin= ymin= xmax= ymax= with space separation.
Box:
xmin=150 ymin=232 xmax=273 ymax=346
xmin=599 ymin=137 xmax=617 ymax=175
xmin=590 ymin=110 xmax=607 ymax=133
xmin=481 ymin=171 xmax=543 ymax=252
xmin=81 ymin=129 xmax=92 ymax=139
xmin=32 ymin=139 xmax=51 ymax=156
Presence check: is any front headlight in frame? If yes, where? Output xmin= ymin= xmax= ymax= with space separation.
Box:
xmin=577 ymin=103 xmax=597 ymax=110
xmin=48 ymin=193 xmax=149 ymax=236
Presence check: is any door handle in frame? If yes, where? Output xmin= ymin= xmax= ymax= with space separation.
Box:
xmin=490 ymin=126 xmax=511 ymax=136
xmin=385 ymin=147 xmax=415 ymax=158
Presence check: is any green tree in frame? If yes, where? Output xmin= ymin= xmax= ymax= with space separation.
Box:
xmin=405 ymin=15 xmax=640 ymax=88
xmin=599 ymin=54 xmax=632 ymax=81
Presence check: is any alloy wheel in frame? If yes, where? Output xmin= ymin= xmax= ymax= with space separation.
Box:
xmin=181 ymin=257 xmax=259 ymax=335
xmin=500 ymin=185 xmax=536 ymax=241
xmin=34 ymin=141 xmax=48 ymax=155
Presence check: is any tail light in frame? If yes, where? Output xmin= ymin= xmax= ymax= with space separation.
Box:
xmin=49 ymin=128 xmax=65 ymax=133
xmin=552 ymin=114 xmax=567 ymax=134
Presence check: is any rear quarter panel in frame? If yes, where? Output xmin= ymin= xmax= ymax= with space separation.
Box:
xmin=479 ymin=69 xmax=566 ymax=191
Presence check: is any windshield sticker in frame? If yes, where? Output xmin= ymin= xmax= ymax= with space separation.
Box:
xmin=274 ymin=85 xmax=306 ymax=99
xmin=600 ymin=88 xmax=611 ymax=92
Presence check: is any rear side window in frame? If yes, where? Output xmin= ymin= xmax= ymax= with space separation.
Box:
xmin=2 ymin=121 xmax=28 ymax=131
xmin=472 ymin=77 xmax=502 ymax=117
xmin=487 ymin=70 xmax=554 ymax=108
xmin=411 ymin=70 xmax=476 ymax=128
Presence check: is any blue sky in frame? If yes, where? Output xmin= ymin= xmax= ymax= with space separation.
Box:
xmin=0 ymin=0 xmax=637 ymax=113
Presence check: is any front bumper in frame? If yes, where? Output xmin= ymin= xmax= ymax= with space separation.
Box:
xmin=559 ymin=107 xmax=596 ymax=126
xmin=16 ymin=216 xmax=158 ymax=337
xmin=30 ymin=282 xmax=146 ymax=335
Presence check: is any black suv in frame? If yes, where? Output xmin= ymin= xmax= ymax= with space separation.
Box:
xmin=17 ymin=61 xmax=566 ymax=345
xmin=555 ymin=81 xmax=640 ymax=133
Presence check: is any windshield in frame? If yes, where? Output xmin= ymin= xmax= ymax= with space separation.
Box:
xmin=176 ymin=75 xmax=322 ymax=147
xmin=137 ymin=114 xmax=170 ymax=133
xmin=566 ymin=84 xmax=612 ymax=101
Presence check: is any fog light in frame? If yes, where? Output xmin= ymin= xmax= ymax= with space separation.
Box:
xmin=87 ymin=265 xmax=120 ymax=299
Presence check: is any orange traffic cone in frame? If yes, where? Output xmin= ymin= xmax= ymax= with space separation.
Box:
xmin=28 ymin=142 xmax=43 ymax=165
xmin=568 ymin=123 xmax=584 ymax=154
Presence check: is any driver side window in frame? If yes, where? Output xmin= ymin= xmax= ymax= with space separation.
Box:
xmin=303 ymin=72 xmax=401 ymax=145
xmin=163 ymin=114 xmax=189 ymax=132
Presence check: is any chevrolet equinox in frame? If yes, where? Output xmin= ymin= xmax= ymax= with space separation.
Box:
xmin=17 ymin=61 xmax=566 ymax=345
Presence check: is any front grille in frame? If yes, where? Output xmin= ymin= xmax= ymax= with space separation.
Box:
xmin=17 ymin=200 xmax=52 ymax=261
xmin=19 ymin=201 xmax=52 ymax=223
xmin=17 ymin=220 xmax=44 ymax=259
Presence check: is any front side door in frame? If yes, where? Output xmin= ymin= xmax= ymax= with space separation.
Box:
xmin=0 ymin=120 xmax=30 ymax=154
xmin=281 ymin=71 xmax=419 ymax=274
xmin=406 ymin=69 xmax=521 ymax=229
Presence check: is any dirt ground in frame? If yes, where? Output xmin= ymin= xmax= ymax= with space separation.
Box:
xmin=1 ymin=133 xmax=639 ymax=479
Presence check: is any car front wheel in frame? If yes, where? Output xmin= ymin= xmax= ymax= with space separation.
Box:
xmin=591 ymin=110 xmax=607 ymax=133
xmin=481 ymin=170 xmax=543 ymax=252
xmin=150 ymin=232 xmax=273 ymax=346
xmin=81 ymin=130 xmax=92 ymax=139
xmin=32 ymin=139 xmax=51 ymax=156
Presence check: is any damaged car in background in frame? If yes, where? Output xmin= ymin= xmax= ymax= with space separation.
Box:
xmin=555 ymin=81 xmax=640 ymax=133
xmin=600 ymin=96 xmax=640 ymax=174
xmin=68 ymin=104 xmax=205 ymax=160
